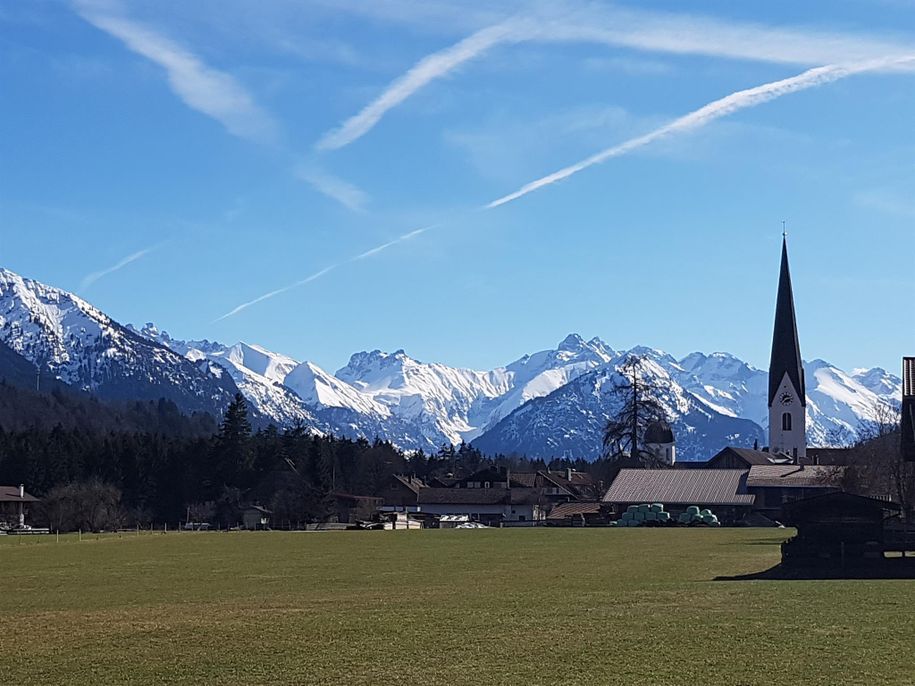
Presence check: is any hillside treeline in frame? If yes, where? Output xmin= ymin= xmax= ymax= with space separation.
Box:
xmin=0 ymin=386 xmax=589 ymax=530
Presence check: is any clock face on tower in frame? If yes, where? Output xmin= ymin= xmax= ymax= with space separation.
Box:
xmin=780 ymin=392 xmax=794 ymax=406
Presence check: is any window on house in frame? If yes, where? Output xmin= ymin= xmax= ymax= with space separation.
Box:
xmin=484 ymin=481 xmax=491 ymax=488
xmin=782 ymin=412 xmax=792 ymax=431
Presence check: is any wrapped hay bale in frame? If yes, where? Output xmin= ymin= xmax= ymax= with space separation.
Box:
xmin=657 ymin=512 xmax=671 ymax=522
xmin=638 ymin=504 xmax=650 ymax=514
xmin=650 ymin=503 xmax=663 ymax=513
xmin=700 ymin=509 xmax=712 ymax=518
xmin=686 ymin=505 xmax=700 ymax=516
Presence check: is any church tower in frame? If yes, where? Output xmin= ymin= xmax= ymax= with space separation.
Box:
xmin=768 ymin=236 xmax=806 ymax=460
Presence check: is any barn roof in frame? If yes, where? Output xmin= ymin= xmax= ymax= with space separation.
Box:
xmin=746 ymin=464 xmax=844 ymax=488
xmin=602 ymin=469 xmax=755 ymax=506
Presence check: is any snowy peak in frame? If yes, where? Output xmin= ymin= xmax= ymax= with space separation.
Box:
xmin=132 ymin=324 xmax=298 ymax=386
xmin=222 ymin=342 xmax=298 ymax=385
xmin=285 ymin=360 xmax=389 ymax=416
xmin=335 ymin=348 xmax=414 ymax=390
xmin=0 ymin=268 xmax=240 ymax=418
xmin=678 ymin=351 xmax=760 ymax=380
xmin=851 ymin=366 xmax=902 ymax=398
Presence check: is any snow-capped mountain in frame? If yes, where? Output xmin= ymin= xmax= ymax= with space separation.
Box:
xmin=667 ymin=351 xmax=901 ymax=449
xmin=129 ymin=324 xmax=318 ymax=428
xmin=0 ymin=266 xmax=901 ymax=459
xmin=472 ymin=355 xmax=766 ymax=460
xmin=0 ymin=269 xmax=240 ymax=417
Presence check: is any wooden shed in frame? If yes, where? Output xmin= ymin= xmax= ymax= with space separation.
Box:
xmin=780 ymin=492 xmax=901 ymax=567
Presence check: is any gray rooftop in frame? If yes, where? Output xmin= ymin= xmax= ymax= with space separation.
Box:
xmin=602 ymin=469 xmax=755 ymax=506
xmin=746 ymin=464 xmax=844 ymax=488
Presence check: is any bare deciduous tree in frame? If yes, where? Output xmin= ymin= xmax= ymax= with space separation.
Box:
xmin=843 ymin=402 xmax=915 ymax=519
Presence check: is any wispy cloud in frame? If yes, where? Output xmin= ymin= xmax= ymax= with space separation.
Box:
xmin=214 ymin=225 xmax=433 ymax=321
xmin=487 ymin=55 xmax=915 ymax=208
xmin=315 ymin=19 xmax=527 ymax=151
xmin=81 ymin=245 xmax=156 ymax=290
xmin=295 ymin=165 xmax=369 ymax=212
xmin=73 ymin=0 xmax=279 ymax=145
xmin=313 ymin=3 xmax=915 ymax=151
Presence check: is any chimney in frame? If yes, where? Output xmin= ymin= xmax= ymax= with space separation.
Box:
xmin=19 ymin=484 xmax=24 ymax=499
xmin=566 ymin=468 xmax=573 ymax=481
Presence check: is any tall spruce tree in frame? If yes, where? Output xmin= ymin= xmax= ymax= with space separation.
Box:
xmin=601 ymin=355 xmax=669 ymax=467
xmin=215 ymin=393 xmax=253 ymax=487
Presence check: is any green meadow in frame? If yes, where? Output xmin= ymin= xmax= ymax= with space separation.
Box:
xmin=1 ymin=528 xmax=913 ymax=685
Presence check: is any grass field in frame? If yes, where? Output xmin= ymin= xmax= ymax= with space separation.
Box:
xmin=2 ymin=528 xmax=913 ymax=685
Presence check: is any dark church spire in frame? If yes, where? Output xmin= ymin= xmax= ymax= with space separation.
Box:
xmin=768 ymin=236 xmax=806 ymax=407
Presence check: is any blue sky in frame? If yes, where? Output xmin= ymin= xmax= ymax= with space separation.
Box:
xmin=1 ymin=0 xmax=914 ymax=375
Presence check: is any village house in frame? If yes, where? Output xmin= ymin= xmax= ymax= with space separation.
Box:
xmin=416 ymin=487 xmax=547 ymax=526
xmin=379 ymin=475 xmax=425 ymax=509
xmin=332 ymin=493 xmax=383 ymax=524
xmin=0 ymin=485 xmax=39 ymax=529
xmin=241 ymin=505 xmax=271 ymax=530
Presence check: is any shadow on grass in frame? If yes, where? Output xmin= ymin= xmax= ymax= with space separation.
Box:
xmin=716 ymin=558 xmax=915 ymax=581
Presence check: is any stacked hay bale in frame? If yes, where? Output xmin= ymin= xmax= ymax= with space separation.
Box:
xmin=676 ymin=505 xmax=720 ymax=526
xmin=615 ymin=503 xmax=672 ymax=527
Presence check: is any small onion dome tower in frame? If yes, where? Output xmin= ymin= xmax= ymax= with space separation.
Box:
xmin=644 ymin=420 xmax=676 ymax=466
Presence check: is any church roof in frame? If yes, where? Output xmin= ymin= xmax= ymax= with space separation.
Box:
xmin=644 ymin=419 xmax=674 ymax=444
xmin=769 ymin=237 xmax=806 ymax=407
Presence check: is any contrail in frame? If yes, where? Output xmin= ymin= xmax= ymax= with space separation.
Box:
xmin=487 ymin=55 xmax=915 ymax=208
xmin=221 ymin=54 xmax=914 ymax=320
xmin=213 ymin=265 xmax=339 ymax=322
xmin=314 ymin=5 xmax=915 ymax=153
xmin=315 ymin=20 xmax=525 ymax=151
xmin=214 ymin=226 xmax=434 ymax=322
xmin=81 ymin=246 xmax=156 ymax=290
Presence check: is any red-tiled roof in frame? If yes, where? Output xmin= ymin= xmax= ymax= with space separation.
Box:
xmin=602 ymin=469 xmax=755 ymax=506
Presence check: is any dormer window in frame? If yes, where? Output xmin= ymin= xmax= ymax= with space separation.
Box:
xmin=782 ymin=412 xmax=792 ymax=431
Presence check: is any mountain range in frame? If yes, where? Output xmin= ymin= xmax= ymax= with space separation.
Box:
xmin=0 ymin=267 xmax=902 ymax=459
